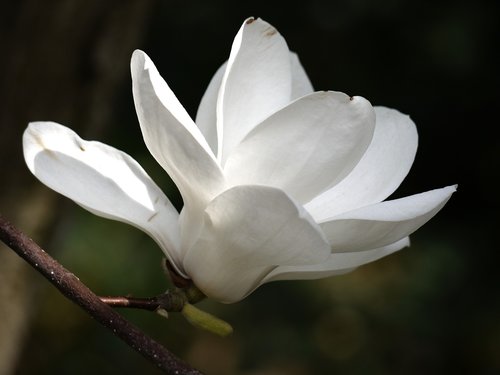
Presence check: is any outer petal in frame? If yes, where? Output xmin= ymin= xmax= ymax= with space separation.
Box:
xmin=224 ymin=92 xmax=375 ymax=204
xmin=131 ymin=50 xmax=224 ymax=207
xmin=305 ymin=106 xmax=418 ymax=221
xmin=195 ymin=61 xmax=227 ymax=155
xmin=183 ymin=185 xmax=331 ymax=303
xmin=262 ymin=237 xmax=410 ymax=283
xmin=23 ymin=122 xmax=184 ymax=271
xmin=321 ymin=186 xmax=457 ymax=252
xmin=217 ymin=18 xmax=292 ymax=164
xmin=290 ymin=52 xmax=314 ymax=99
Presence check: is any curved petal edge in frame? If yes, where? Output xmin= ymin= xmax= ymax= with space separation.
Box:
xmin=183 ymin=185 xmax=331 ymax=302
xmin=321 ymin=185 xmax=457 ymax=252
xmin=23 ymin=121 xmax=184 ymax=271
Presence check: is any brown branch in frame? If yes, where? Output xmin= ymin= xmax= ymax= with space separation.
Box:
xmin=0 ymin=214 xmax=203 ymax=375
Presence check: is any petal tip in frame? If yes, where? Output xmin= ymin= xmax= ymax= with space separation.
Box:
xmin=440 ymin=184 xmax=458 ymax=197
xmin=25 ymin=121 xmax=51 ymax=135
xmin=131 ymin=49 xmax=146 ymax=63
xmin=131 ymin=50 xmax=151 ymax=77
xmin=23 ymin=121 xmax=57 ymax=151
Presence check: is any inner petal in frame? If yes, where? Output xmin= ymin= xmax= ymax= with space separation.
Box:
xmin=224 ymin=91 xmax=375 ymax=204
xmin=217 ymin=18 xmax=293 ymax=164
xmin=304 ymin=106 xmax=418 ymax=221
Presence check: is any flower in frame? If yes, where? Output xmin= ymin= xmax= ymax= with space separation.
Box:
xmin=23 ymin=17 xmax=456 ymax=303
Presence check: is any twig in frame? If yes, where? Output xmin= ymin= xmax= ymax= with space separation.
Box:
xmin=0 ymin=214 xmax=203 ymax=375
xmin=100 ymin=295 xmax=162 ymax=310
xmin=98 ymin=289 xmax=187 ymax=312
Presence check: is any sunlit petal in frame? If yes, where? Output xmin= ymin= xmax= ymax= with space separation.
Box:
xmin=305 ymin=106 xmax=418 ymax=220
xmin=225 ymin=92 xmax=375 ymax=203
xmin=320 ymin=186 xmax=457 ymax=252
xmin=217 ymin=18 xmax=292 ymax=164
xmin=23 ymin=121 xmax=184 ymax=272
xmin=131 ymin=50 xmax=224 ymax=208
xmin=183 ymin=185 xmax=330 ymax=302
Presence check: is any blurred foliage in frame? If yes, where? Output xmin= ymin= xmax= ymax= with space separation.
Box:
xmin=2 ymin=0 xmax=498 ymax=374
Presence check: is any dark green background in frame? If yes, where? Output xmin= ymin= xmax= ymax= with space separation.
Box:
xmin=1 ymin=0 xmax=498 ymax=374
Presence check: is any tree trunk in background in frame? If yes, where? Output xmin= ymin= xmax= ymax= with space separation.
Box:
xmin=0 ymin=1 xmax=155 ymax=373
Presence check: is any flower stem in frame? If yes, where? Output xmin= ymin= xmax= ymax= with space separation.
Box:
xmin=98 ymin=287 xmax=233 ymax=337
xmin=99 ymin=288 xmax=188 ymax=312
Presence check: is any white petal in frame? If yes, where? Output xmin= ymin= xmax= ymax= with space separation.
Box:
xmin=217 ymin=18 xmax=292 ymax=164
xmin=290 ymin=52 xmax=314 ymax=99
xmin=195 ymin=62 xmax=227 ymax=155
xmin=23 ymin=122 xmax=184 ymax=271
xmin=321 ymin=186 xmax=457 ymax=252
xmin=183 ymin=185 xmax=330 ymax=303
xmin=195 ymin=50 xmax=311 ymax=155
xmin=131 ymin=50 xmax=225 ymax=209
xmin=262 ymin=237 xmax=410 ymax=283
xmin=305 ymin=106 xmax=418 ymax=221
xmin=224 ymin=92 xmax=375 ymax=204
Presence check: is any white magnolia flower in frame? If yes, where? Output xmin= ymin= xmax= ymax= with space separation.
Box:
xmin=23 ymin=18 xmax=455 ymax=303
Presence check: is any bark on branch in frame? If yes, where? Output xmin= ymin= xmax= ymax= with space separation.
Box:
xmin=0 ymin=214 xmax=203 ymax=375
